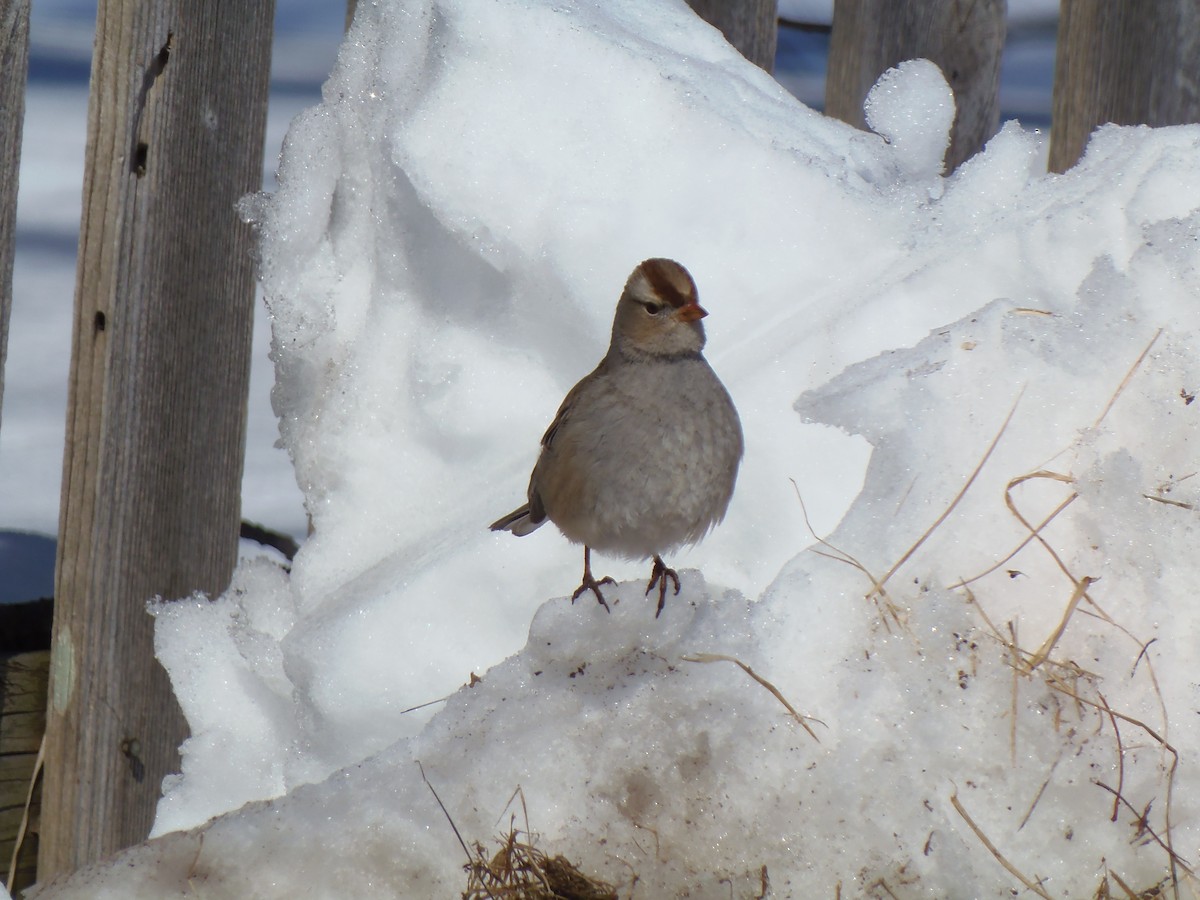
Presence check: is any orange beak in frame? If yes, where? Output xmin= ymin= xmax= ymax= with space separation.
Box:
xmin=675 ymin=302 xmax=708 ymax=322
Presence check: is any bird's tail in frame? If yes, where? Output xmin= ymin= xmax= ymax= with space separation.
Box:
xmin=489 ymin=505 xmax=545 ymax=536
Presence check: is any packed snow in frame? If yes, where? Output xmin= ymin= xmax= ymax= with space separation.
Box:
xmin=28 ymin=0 xmax=1200 ymax=896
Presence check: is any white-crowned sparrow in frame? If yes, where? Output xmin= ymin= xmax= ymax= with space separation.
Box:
xmin=491 ymin=258 xmax=743 ymax=616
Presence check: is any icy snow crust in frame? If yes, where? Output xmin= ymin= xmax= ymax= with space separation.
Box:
xmin=33 ymin=0 xmax=1200 ymax=896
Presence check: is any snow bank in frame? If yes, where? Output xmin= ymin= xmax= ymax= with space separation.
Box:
xmin=29 ymin=0 xmax=1200 ymax=896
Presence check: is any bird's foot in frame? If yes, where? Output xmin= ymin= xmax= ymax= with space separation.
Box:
xmin=572 ymin=548 xmax=615 ymax=612
xmin=645 ymin=555 xmax=680 ymax=618
xmin=571 ymin=574 xmax=616 ymax=612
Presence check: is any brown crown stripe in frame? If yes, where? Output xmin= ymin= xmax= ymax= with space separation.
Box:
xmin=640 ymin=258 xmax=697 ymax=309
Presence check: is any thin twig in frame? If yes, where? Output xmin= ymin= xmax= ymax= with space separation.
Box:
xmin=1097 ymin=692 xmax=1126 ymax=823
xmin=1130 ymin=638 xmax=1157 ymax=678
xmin=1008 ymin=620 xmax=1019 ymax=766
xmin=681 ymin=653 xmax=824 ymax=742
xmin=876 ymin=389 xmax=1024 ymax=594
xmin=417 ymin=760 xmax=478 ymax=872
xmin=1143 ymin=493 xmax=1194 ymax=510
xmin=6 ymin=735 xmax=44 ymax=892
xmin=1104 ymin=867 xmax=1142 ymax=900
xmin=1025 ymin=575 xmax=1095 ymax=672
xmin=950 ymin=788 xmax=1053 ymax=899
xmin=1093 ymin=781 xmax=1191 ymax=873
xmin=1017 ymin=755 xmax=1059 ymax=831
xmin=793 ymin=481 xmax=885 ymax=588
xmin=1093 ymin=327 xmax=1163 ymax=429
xmin=947 ymin=491 xmax=1077 ymax=591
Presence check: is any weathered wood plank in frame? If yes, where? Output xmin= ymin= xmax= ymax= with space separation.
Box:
xmin=1050 ymin=0 xmax=1200 ymax=172
xmin=686 ymin=0 xmax=779 ymax=73
xmin=0 ymin=0 xmax=30 ymax=433
xmin=40 ymin=0 xmax=275 ymax=880
xmin=825 ymin=0 xmax=1007 ymax=171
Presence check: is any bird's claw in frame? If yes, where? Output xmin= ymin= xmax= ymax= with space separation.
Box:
xmin=645 ymin=556 xmax=680 ymax=618
xmin=571 ymin=574 xmax=616 ymax=612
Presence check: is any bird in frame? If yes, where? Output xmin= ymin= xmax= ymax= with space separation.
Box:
xmin=490 ymin=258 xmax=742 ymax=617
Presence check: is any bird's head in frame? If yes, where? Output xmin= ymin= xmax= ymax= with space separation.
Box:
xmin=611 ymin=258 xmax=707 ymax=359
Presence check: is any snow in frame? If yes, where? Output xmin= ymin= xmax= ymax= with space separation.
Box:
xmin=863 ymin=59 xmax=954 ymax=180
xmin=26 ymin=0 xmax=1200 ymax=897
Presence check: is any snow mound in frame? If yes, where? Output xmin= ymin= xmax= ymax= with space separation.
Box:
xmin=29 ymin=0 xmax=1200 ymax=896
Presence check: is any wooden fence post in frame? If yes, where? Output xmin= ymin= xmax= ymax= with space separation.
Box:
xmin=40 ymin=0 xmax=275 ymax=880
xmin=685 ymin=0 xmax=779 ymax=73
xmin=825 ymin=0 xmax=1007 ymax=171
xmin=0 ymin=0 xmax=30 ymax=430
xmin=1049 ymin=0 xmax=1200 ymax=173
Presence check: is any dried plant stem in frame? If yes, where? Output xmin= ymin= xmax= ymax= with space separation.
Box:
xmin=950 ymin=789 xmax=1053 ymax=899
xmin=1025 ymin=575 xmax=1095 ymax=671
xmin=6 ymin=735 xmax=44 ymax=893
xmin=1053 ymin=685 xmax=1189 ymax=887
xmin=948 ymin=491 xmax=1077 ymax=591
xmin=792 ymin=480 xmax=883 ymax=589
xmin=875 ymin=389 xmax=1024 ymax=595
xmin=1017 ymin=755 xmax=1059 ymax=831
xmin=1096 ymin=692 xmax=1126 ymax=824
xmin=1104 ymin=867 xmax=1141 ymax=899
xmin=681 ymin=653 xmax=824 ymax=742
xmin=1008 ymin=621 xmax=1020 ymax=765
xmin=1093 ymin=327 xmax=1163 ymax=429
xmin=794 ymin=482 xmax=899 ymax=630
xmin=418 ymin=760 xmax=484 ymax=863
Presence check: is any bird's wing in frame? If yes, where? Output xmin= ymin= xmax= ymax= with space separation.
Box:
xmin=540 ymin=357 xmax=610 ymax=451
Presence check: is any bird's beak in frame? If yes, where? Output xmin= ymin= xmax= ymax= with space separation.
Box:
xmin=675 ymin=302 xmax=707 ymax=322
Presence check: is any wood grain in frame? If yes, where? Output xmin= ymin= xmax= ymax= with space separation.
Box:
xmin=0 ymin=0 xmax=29 ymax=433
xmin=41 ymin=0 xmax=275 ymax=880
xmin=686 ymin=0 xmax=779 ymax=74
xmin=825 ymin=0 xmax=1007 ymax=172
xmin=1050 ymin=0 xmax=1200 ymax=172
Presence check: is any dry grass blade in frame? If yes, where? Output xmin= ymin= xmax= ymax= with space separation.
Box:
xmin=948 ymin=491 xmax=1077 ymax=591
xmin=794 ymin=482 xmax=901 ymax=631
xmin=1017 ymin=756 xmax=1059 ymax=831
xmin=1093 ymin=781 xmax=1190 ymax=876
xmin=875 ymin=388 xmax=1024 ymax=595
xmin=680 ymin=653 xmax=824 ymax=742
xmin=417 ymin=761 xmax=479 ymax=871
xmin=1093 ymin=328 xmax=1163 ymax=429
xmin=1008 ymin=621 xmax=1020 ymax=766
xmin=420 ymin=762 xmax=618 ymax=900
xmin=6 ymin=734 xmax=44 ymax=893
xmin=1096 ymin=692 xmax=1126 ymax=824
xmin=1047 ymin=680 xmax=1191 ymax=888
xmin=793 ymin=480 xmax=885 ymax=587
xmin=997 ymin=466 xmax=1184 ymax=892
xmin=1025 ymin=575 xmax=1095 ymax=672
xmin=950 ymin=789 xmax=1054 ymax=899
xmin=1102 ymin=867 xmax=1156 ymax=899
xmin=463 ymin=831 xmax=618 ymax=900
xmin=1142 ymin=493 xmax=1194 ymax=510
xmin=1003 ymin=470 xmax=1077 ymax=548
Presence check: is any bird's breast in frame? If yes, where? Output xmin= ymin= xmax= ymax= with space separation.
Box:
xmin=536 ymin=356 xmax=742 ymax=558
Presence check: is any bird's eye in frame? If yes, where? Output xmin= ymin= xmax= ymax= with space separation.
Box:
xmin=642 ymin=301 xmax=665 ymax=315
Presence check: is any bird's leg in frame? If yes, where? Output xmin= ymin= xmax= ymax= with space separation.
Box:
xmin=571 ymin=545 xmax=616 ymax=612
xmin=645 ymin=555 xmax=680 ymax=617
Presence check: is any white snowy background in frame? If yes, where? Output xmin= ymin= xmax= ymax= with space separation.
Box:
xmin=10 ymin=0 xmax=1200 ymax=897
